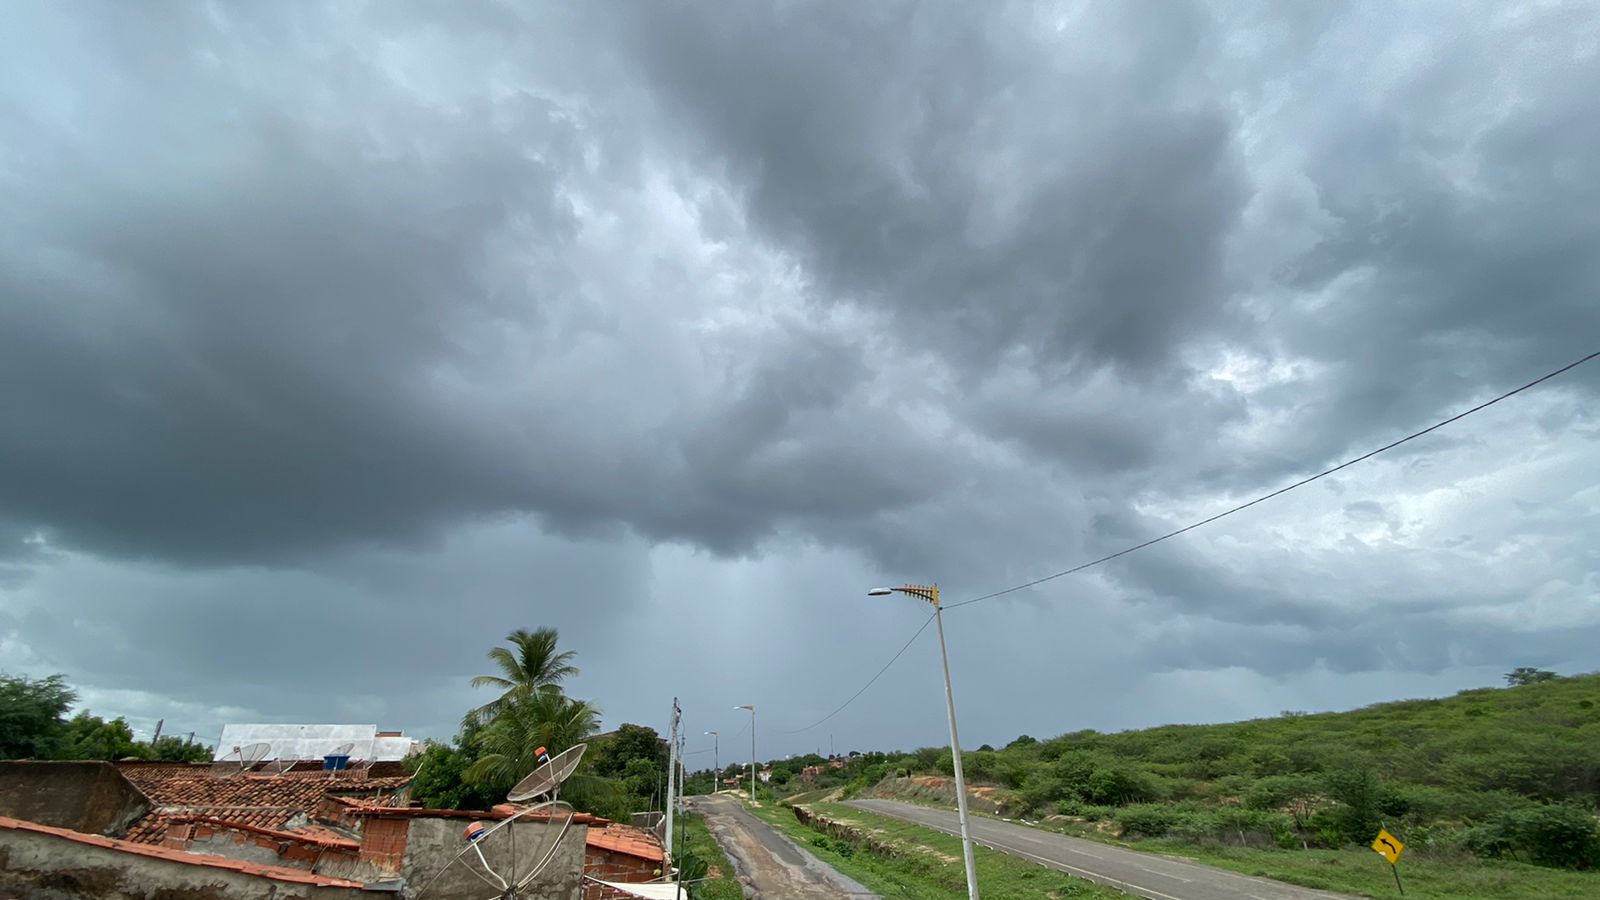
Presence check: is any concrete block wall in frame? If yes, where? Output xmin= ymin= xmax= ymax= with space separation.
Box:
xmin=0 ymin=822 xmax=368 ymax=900
xmin=399 ymin=816 xmax=586 ymax=900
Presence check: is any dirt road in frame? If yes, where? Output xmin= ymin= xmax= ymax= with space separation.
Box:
xmin=688 ymin=794 xmax=878 ymax=898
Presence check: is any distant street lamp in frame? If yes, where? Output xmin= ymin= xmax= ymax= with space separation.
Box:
xmin=735 ymin=705 xmax=755 ymax=802
xmin=869 ymin=584 xmax=979 ymax=900
xmin=705 ymin=731 xmax=718 ymax=794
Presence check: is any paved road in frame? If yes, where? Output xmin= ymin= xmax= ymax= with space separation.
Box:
xmin=845 ymin=799 xmax=1357 ymax=900
xmin=688 ymin=794 xmax=878 ymax=898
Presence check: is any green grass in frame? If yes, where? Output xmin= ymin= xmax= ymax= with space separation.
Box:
xmin=676 ymin=811 xmax=743 ymax=900
xmin=797 ymin=673 xmax=1600 ymax=877
xmin=960 ymin=805 xmax=1600 ymax=900
xmin=1135 ymin=838 xmax=1600 ymax=900
xmin=743 ymin=799 xmax=1125 ymax=899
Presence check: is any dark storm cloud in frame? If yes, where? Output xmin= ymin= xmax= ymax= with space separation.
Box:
xmin=3 ymin=0 xmax=1600 ymax=747
xmin=0 ymin=1 xmax=951 ymax=566
xmin=608 ymin=0 xmax=1249 ymax=376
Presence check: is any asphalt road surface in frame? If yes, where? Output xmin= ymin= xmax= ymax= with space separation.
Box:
xmin=845 ymin=799 xmax=1358 ymax=900
xmin=689 ymin=794 xmax=878 ymax=898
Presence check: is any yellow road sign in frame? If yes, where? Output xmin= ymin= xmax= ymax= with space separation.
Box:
xmin=1372 ymin=828 xmax=1405 ymax=865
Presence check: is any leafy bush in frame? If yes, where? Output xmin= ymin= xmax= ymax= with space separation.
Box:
xmin=1116 ymin=804 xmax=1183 ymax=837
xmin=1515 ymin=804 xmax=1600 ymax=870
xmin=1085 ymin=766 xmax=1162 ymax=806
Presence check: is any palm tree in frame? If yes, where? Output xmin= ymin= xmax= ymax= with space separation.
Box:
xmin=464 ymin=690 xmax=602 ymax=792
xmin=468 ymin=627 xmax=579 ymax=726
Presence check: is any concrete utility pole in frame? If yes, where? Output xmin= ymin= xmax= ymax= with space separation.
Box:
xmin=735 ymin=704 xmax=756 ymax=802
xmin=869 ymin=583 xmax=980 ymax=900
xmin=152 ymin=719 xmax=163 ymax=743
xmin=665 ymin=698 xmax=681 ymax=860
xmin=704 ymin=731 xmax=718 ymax=794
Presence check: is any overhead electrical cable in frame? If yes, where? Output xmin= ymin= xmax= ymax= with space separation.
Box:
xmin=776 ymin=611 xmax=937 ymax=734
xmin=943 ymin=347 xmax=1599 ymax=611
xmin=780 ymin=348 xmax=1598 ymax=733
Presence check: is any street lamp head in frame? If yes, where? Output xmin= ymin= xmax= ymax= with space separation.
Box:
xmin=735 ymin=704 xmax=754 ymax=711
xmin=867 ymin=587 xmax=895 ymax=596
xmin=704 ymin=730 xmax=717 ymax=736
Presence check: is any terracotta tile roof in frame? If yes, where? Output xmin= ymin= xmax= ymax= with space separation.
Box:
xmin=344 ymin=804 xmax=609 ymax=825
xmin=181 ymin=815 xmax=361 ymax=850
xmin=124 ymin=808 xmax=308 ymax=843
xmin=0 ymin=815 xmax=366 ymax=889
xmin=115 ymin=764 xmax=410 ymax=845
xmin=118 ymin=766 xmax=411 ymax=808
xmin=585 ymin=824 xmax=665 ymax=863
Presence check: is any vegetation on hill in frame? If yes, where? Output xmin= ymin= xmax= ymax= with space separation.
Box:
xmin=0 ymin=672 xmax=211 ymax=763
xmin=764 ymin=670 xmax=1600 ymax=873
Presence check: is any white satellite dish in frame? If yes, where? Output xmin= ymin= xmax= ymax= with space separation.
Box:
xmin=416 ymin=802 xmax=576 ymax=900
xmin=416 ymin=743 xmax=590 ymax=899
xmin=212 ymin=742 xmax=272 ymax=778
xmin=507 ymin=744 xmax=587 ymax=803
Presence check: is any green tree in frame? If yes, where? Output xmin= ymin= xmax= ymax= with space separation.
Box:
xmin=465 ymin=690 xmax=602 ymax=792
xmin=59 ymin=713 xmax=144 ymax=760
xmin=1506 ymin=667 xmax=1560 ymax=687
xmin=468 ymin=627 xmax=579 ymax=726
xmin=591 ymin=724 xmax=667 ymax=778
xmin=0 ymin=673 xmax=75 ymax=759
xmin=146 ymin=735 xmax=212 ymax=762
xmin=409 ymin=735 xmax=500 ymax=811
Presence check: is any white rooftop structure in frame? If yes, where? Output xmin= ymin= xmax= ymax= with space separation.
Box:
xmin=213 ymin=723 xmax=420 ymax=762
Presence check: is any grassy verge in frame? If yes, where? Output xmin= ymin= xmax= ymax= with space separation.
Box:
xmin=886 ymin=798 xmax=1600 ymax=900
xmin=1130 ymin=837 xmax=1600 ymax=900
xmin=676 ymin=811 xmax=743 ymax=900
xmin=742 ymin=799 xmax=1124 ymax=899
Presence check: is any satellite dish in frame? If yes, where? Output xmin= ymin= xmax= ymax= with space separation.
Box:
xmin=240 ymin=742 xmax=271 ymax=768
xmin=416 ymin=801 xmax=577 ymax=899
xmin=415 ymin=743 xmax=594 ymax=898
xmin=507 ymin=743 xmax=587 ymax=803
xmin=323 ymin=742 xmax=357 ymax=777
xmin=212 ymin=742 xmax=271 ymax=778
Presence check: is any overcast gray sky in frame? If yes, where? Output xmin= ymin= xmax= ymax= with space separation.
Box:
xmin=3 ymin=1 xmax=1598 ymax=764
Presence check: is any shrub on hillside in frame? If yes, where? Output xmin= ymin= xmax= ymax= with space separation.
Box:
xmin=1085 ymin=766 xmax=1162 ymax=806
xmin=1315 ymin=768 xmax=1408 ymax=846
xmin=1116 ymin=804 xmax=1184 ymax=837
xmin=1244 ymin=774 xmax=1320 ymax=828
xmin=1515 ymin=804 xmax=1600 ymax=870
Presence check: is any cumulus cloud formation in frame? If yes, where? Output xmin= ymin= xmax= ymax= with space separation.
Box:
xmin=1 ymin=1 xmax=1596 ymax=752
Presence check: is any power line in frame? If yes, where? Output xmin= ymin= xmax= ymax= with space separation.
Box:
xmin=777 ymin=611 xmax=936 ymax=734
xmin=944 ymin=347 xmax=1599 ymax=611
xmin=781 ymin=348 xmax=1597 ymax=733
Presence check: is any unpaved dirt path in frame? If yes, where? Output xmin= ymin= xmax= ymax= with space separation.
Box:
xmin=688 ymin=794 xmax=878 ymax=898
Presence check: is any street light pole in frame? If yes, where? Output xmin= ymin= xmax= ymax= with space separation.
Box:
xmin=870 ymin=583 xmax=979 ymax=900
xmin=735 ymin=705 xmax=756 ymax=802
xmin=705 ymin=731 xmax=718 ymax=794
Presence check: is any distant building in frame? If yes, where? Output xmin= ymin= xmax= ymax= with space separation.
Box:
xmin=213 ymin=724 xmax=420 ymax=762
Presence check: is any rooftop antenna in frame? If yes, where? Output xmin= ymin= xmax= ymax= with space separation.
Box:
xmin=264 ymin=756 xmax=297 ymax=777
xmin=350 ymin=737 xmax=378 ymax=776
xmin=324 ymin=742 xmax=356 ymax=778
xmin=416 ymin=743 xmax=590 ymax=899
xmin=211 ymin=742 xmax=271 ymax=778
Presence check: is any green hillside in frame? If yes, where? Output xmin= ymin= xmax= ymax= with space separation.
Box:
xmin=776 ymin=672 xmax=1600 ymax=873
